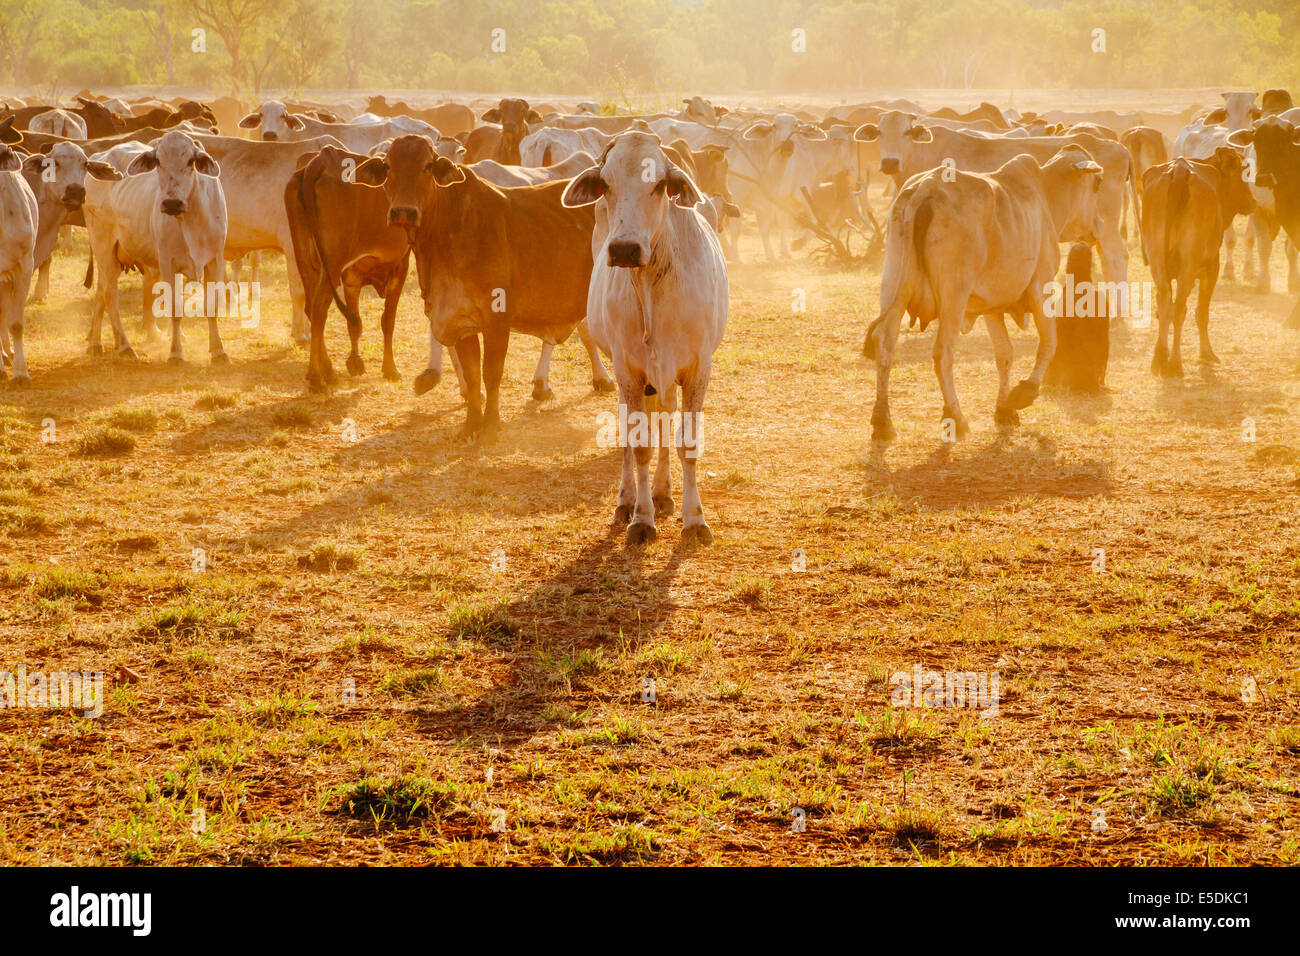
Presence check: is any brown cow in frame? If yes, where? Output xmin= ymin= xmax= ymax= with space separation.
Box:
xmin=1120 ymin=126 xmax=1169 ymax=242
xmin=366 ymin=97 xmax=475 ymax=138
xmin=1141 ymin=150 xmax=1257 ymax=376
xmin=353 ymin=134 xmax=595 ymax=441
xmin=463 ymin=98 xmax=541 ymax=165
xmin=285 ymin=145 xmax=410 ymax=391
xmin=1044 ymin=243 xmax=1109 ymax=391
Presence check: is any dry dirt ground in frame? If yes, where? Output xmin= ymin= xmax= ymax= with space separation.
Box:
xmin=1 ymin=166 xmax=1298 ymax=866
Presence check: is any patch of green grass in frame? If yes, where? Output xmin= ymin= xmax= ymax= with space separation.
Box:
xmin=300 ymin=542 xmax=363 ymax=572
xmin=536 ymin=825 xmax=661 ymax=864
xmin=447 ymin=601 xmax=520 ymax=644
xmin=729 ymin=576 xmax=771 ymax=607
xmin=380 ymin=667 xmax=443 ymax=697
xmin=245 ymin=693 xmax=318 ymax=727
xmin=34 ymin=568 xmax=105 ymax=604
xmin=1149 ymin=771 xmax=1217 ymax=816
xmin=137 ymin=600 xmax=248 ymax=640
xmin=337 ymin=775 xmax=459 ymax=824
xmin=100 ymin=408 xmax=159 ymax=434
xmin=0 ymin=505 xmax=49 ymax=535
xmin=270 ymin=404 xmax=314 ymax=428
xmin=193 ymin=389 xmax=237 ymax=411
xmin=74 ymin=426 xmax=135 ymax=457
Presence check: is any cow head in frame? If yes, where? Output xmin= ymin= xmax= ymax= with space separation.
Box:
xmin=561 ymin=131 xmax=702 ymax=269
xmin=0 ymin=144 xmax=21 ymax=173
xmin=126 ymin=130 xmax=220 ymax=217
xmin=682 ymin=96 xmax=726 ymax=127
xmin=691 ymin=144 xmax=732 ymax=201
xmin=74 ymin=96 xmax=126 ymax=136
xmin=1228 ymin=117 xmax=1300 ymax=190
xmin=352 ymin=133 xmax=463 ymax=233
xmin=1039 ymin=145 xmax=1105 ymax=242
xmin=1205 ymin=91 xmax=1260 ymax=131
xmin=238 ymin=101 xmax=305 ymax=141
xmin=853 ymin=111 xmax=931 ymax=177
xmin=482 ymin=98 xmax=541 ymax=164
xmin=26 ymin=142 xmax=121 ymax=210
xmin=1206 ymin=146 xmax=1257 ymax=220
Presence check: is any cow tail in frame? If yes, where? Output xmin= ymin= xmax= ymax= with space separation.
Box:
xmin=866 ymin=182 xmax=932 ymax=355
xmin=1126 ymin=150 xmax=1140 ymax=242
xmin=1166 ymin=161 xmax=1190 ymax=278
xmin=300 ymin=161 xmax=363 ymax=327
xmin=82 ymin=252 xmax=94 ymax=289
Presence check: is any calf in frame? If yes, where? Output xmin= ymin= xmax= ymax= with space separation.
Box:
xmin=0 ymin=144 xmax=38 ymax=382
xmin=863 ymin=146 xmax=1105 ymax=440
xmin=353 ymin=134 xmax=595 ymax=441
xmin=464 ymin=99 xmax=542 ymax=165
xmin=239 ymin=101 xmax=396 ymax=153
xmin=562 ymin=131 xmax=729 ymax=546
xmin=285 ymin=146 xmax=411 ymax=391
xmin=1141 ymin=150 xmax=1256 ymax=376
xmin=83 ymin=131 xmax=230 ymax=363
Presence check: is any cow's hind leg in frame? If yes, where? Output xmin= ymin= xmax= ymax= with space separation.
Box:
xmin=3 ymin=273 xmax=32 ymax=383
xmin=305 ymin=283 xmax=333 ymax=391
xmin=1151 ymin=279 xmax=1173 ymax=376
xmin=1003 ymin=302 xmax=1056 ymax=412
xmin=986 ymin=314 xmax=1018 ymax=425
xmin=344 ymin=284 xmax=365 ymax=376
xmin=1196 ymin=265 xmax=1219 ymax=365
xmin=1166 ymin=274 xmax=1192 ymax=378
xmin=933 ymin=307 xmax=970 ymax=439
xmin=531 ymin=343 xmax=554 ymax=401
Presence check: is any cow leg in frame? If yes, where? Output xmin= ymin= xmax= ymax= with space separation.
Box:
xmin=163 ymin=265 xmax=186 ymax=364
xmin=1221 ymin=224 xmax=1237 ymax=283
xmin=1166 ymin=275 xmax=1192 ymax=378
xmin=1286 ymin=238 xmax=1300 ymax=294
xmin=343 ymin=283 xmax=365 ymax=376
xmin=679 ymin=369 xmax=712 ymax=545
xmin=620 ymin=385 xmax=656 ymax=545
xmin=932 ymin=308 xmax=970 ymax=439
xmin=454 ymin=334 xmax=485 ymax=440
xmin=1249 ymin=211 xmax=1272 ymax=293
xmin=103 ymin=262 xmax=137 ymax=360
xmin=29 ymin=257 xmax=51 ymax=303
xmin=1096 ymin=221 xmax=1129 ymax=284
xmin=757 ymin=208 xmax=778 ymax=262
xmin=415 ymin=319 xmax=444 ymax=395
xmin=142 ymin=267 xmax=164 ymax=341
xmin=479 ymin=325 xmax=509 ymax=443
xmin=864 ymin=303 xmax=904 ymax=442
xmin=282 ymin=236 xmax=311 ymax=344
xmin=1151 ymin=278 xmax=1173 ymax=376
xmin=205 ymin=259 xmax=229 ymax=365
xmin=1 ymin=270 xmax=32 ymax=383
xmin=531 ymin=344 xmax=554 ymax=401
xmin=306 ymin=281 xmax=333 ymax=392
xmin=650 ymin=388 xmax=674 ymax=518
xmin=580 ymin=319 xmax=615 ymax=392
xmin=1003 ymin=302 xmax=1056 ymax=412
xmin=986 ymin=314 xmax=1018 ymax=425
xmin=380 ymin=271 xmax=403 ymax=382
xmin=1196 ymin=265 xmax=1219 ymax=365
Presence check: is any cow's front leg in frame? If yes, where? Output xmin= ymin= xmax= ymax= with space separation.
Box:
xmin=1221 ymin=224 xmax=1237 ymax=283
xmin=1249 ymin=212 xmax=1271 ymax=293
xmin=622 ymin=385 xmax=656 ymax=545
xmin=30 ymin=257 xmax=51 ymax=303
xmin=650 ymin=388 xmax=674 ymax=517
xmin=380 ymin=271 xmax=404 ymax=381
xmin=2 ymin=272 xmax=32 ymax=384
xmin=414 ymin=318 xmax=444 ymax=395
xmin=679 ymin=369 xmax=713 ymax=545
xmin=986 ymin=314 xmax=1018 ymax=425
xmin=205 ymin=260 xmax=229 ymax=365
xmin=531 ymin=343 xmax=554 ymax=401
xmin=579 ymin=320 xmax=615 ymax=392
xmin=454 ymin=334 xmax=485 ymax=440
xmin=479 ymin=325 xmax=509 ymax=443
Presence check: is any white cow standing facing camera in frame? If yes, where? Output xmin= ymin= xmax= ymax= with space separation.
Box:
xmin=562 ymin=131 xmax=729 ymax=546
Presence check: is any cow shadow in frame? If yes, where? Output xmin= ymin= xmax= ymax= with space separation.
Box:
xmin=863 ymin=428 xmax=1114 ymax=509
xmin=407 ymin=521 xmax=698 ymax=747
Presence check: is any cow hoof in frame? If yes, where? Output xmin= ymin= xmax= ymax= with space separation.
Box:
xmin=613 ymin=504 xmax=633 ymax=525
xmin=87 ymin=344 xmax=104 ymax=357
xmin=871 ymin=418 xmax=896 ymax=443
xmin=653 ymin=495 xmax=675 ymax=517
xmin=382 ymin=364 xmax=400 ymax=382
xmin=1003 ymin=381 xmax=1040 ymax=411
xmin=1200 ymin=350 xmax=1220 ymax=365
xmin=682 ymin=522 xmax=714 ymax=546
xmin=1163 ymin=361 xmax=1184 ymax=379
xmin=168 ymin=356 xmax=185 ymax=366
xmin=531 ymin=380 xmax=554 ymax=401
xmin=294 ymin=332 xmax=311 ymax=346
xmin=307 ymin=375 xmax=327 ymax=394
xmin=210 ymin=352 xmax=231 ymax=367
xmin=1254 ymin=281 xmax=1271 ymax=295
xmin=994 ymin=406 xmax=1020 ymax=426
xmin=941 ymin=408 xmax=971 ymax=439
xmin=9 ymin=373 xmax=30 ymax=387
xmin=346 ymin=355 xmax=365 ymax=376
xmin=115 ymin=346 xmax=139 ymax=361
xmin=593 ymin=379 xmax=616 ymax=394
xmin=323 ymin=365 xmax=338 ymax=386
xmin=625 ymin=521 xmax=657 ymax=546
xmin=413 ymin=369 xmax=441 ymax=395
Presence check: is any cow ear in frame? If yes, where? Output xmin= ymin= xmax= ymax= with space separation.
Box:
xmin=853 ymin=124 xmax=880 ymax=142
xmin=561 ymin=165 xmax=604 ymax=207
xmin=286 ymin=113 xmax=306 ymax=130
xmin=666 ymin=163 xmax=703 ymax=207
xmin=525 ymin=109 xmax=542 ymax=124
xmin=352 ymin=156 xmax=389 ymax=186
xmin=431 ymin=156 xmax=465 ymax=186
xmin=1204 ymin=108 xmax=1227 ymax=125
xmin=86 ymin=160 xmax=123 ymax=181
xmin=1226 ymin=128 xmax=1254 ymax=147
xmin=126 ymin=151 xmax=159 ymax=175
xmin=482 ymin=108 xmax=501 ymax=124
xmin=723 ymin=201 xmax=741 ymax=217
xmin=238 ymin=111 xmax=261 ymax=129
xmin=1251 ymin=107 xmax=1262 ymax=120
xmin=194 ymin=151 xmax=220 ymax=176
xmin=743 ymin=122 xmax=772 ymax=140
xmin=908 ymin=125 xmax=933 ymax=143
xmin=715 ymin=106 xmax=729 ymax=117
xmin=0 ymin=148 xmax=21 ymax=172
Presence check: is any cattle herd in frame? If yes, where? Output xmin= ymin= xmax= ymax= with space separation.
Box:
xmin=2 ymin=88 xmax=1299 ymax=543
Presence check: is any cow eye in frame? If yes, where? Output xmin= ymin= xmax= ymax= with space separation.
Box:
xmin=424 ymin=162 xmax=435 ymax=172
xmin=653 ymin=179 xmax=666 ymax=195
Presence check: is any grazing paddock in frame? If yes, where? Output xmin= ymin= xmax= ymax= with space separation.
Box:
xmin=0 ymin=192 xmax=1297 ymax=865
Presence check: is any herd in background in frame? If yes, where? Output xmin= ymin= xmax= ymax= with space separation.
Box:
xmin=2 ymin=86 xmax=1300 ymax=539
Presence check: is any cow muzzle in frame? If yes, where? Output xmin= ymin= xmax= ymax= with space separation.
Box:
xmin=607 ymin=240 xmax=645 ymax=269
xmin=388 ymin=206 xmax=420 ymax=228
xmin=262 ymin=131 xmax=278 ymax=142
xmin=879 ymin=157 xmax=900 ymax=175
xmin=62 ymin=184 xmax=86 ymax=209
xmin=160 ymin=198 xmax=185 ymax=217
